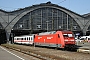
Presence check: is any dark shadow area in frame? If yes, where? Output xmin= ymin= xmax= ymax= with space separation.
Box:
xmin=0 ymin=29 xmax=7 ymax=44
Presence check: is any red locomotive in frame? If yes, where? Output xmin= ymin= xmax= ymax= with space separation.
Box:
xmin=34 ymin=30 xmax=76 ymax=49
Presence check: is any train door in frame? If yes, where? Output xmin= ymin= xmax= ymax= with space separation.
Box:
xmin=29 ymin=36 xmax=34 ymax=45
xmin=26 ymin=37 xmax=28 ymax=44
xmin=29 ymin=36 xmax=31 ymax=44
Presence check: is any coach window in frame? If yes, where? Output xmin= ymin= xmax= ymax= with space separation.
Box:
xmin=31 ymin=37 xmax=32 ymax=40
xmin=27 ymin=37 xmax=28 ymax=40
xmin=88 ymin=38 xmax=90 ymax=40
xmin=29 ymin=37 xmax=30 ymax=40
xmin=25 ymin=38 xmax=26 ymax=40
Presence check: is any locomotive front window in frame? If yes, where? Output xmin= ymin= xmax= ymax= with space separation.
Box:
xmin=68 ymin=34 xmax=73 ymax=37
xmin=63 ymin=34 xmax=73 ymax=37
xmin=63 ymin=34 xmax=68 ymax=37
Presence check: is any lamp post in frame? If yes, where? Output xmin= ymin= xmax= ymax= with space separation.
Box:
xmin=11 ymin=29 xmax=14 ymax=44
xmin=46 ymin=20 xmax=52 ymax=32
xmin=46 ymin=21 xmax=48 ymax=32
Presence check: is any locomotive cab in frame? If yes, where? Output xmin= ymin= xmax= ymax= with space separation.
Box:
xmin=62 ymin=31 xmax=76 ymax=49
xmin=63 ymin=33 xmax=75 ymax=44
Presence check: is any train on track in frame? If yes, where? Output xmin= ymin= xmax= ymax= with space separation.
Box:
xmin=14 ymin=30 xmax=76 ymax=50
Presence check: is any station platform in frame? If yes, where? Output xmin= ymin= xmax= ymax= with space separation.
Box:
xmin=76 ymin=42 xmax=90 ymax=53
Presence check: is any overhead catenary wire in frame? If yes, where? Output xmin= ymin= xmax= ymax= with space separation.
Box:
xmin=32 ymin=0 xmax=37 ymax=5
xmin=57 ymin=0 xmax=67 ymax=4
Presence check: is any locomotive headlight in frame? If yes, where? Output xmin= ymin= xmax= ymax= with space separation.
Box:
xmin=65 ymin=40 xmax=68 ymax=41
xmin=70 ymin=40 xmax=75 ymax=41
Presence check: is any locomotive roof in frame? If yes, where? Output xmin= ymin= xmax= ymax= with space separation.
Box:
xmin=62 ymin=31 xmax=72 ymax=33
xmin=38 ymin=30 xmax=73 ymax=35
xmin=38 ymin=31 xmax=56 ymax=35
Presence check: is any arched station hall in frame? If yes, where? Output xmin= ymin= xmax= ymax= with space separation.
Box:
xmin=0 ymin=2 xmax=90 ymax=44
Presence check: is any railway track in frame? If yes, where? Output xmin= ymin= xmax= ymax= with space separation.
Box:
xmin=1 ymin=44 xmax=66 ymax=60
xmin=1 ymin=44 xmax=90 ymax=60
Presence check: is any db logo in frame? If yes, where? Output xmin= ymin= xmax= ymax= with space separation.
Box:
xmin=38 ymin=37 xmax=42 ymax=39
xmin=47 ymin=37 xmax=53 ymax=39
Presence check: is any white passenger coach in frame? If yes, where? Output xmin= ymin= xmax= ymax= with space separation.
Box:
xmin=14 ymin=34 xmax=35 ymax=44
